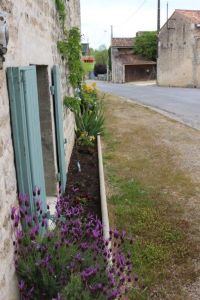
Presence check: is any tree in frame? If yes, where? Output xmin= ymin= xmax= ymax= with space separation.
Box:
xmin=94 ymin=64 xmax=107 ymax=76
xmin=133 ymin=32 xmax=157 ymax=61
xmin=89 ymin=45 xmax=108 ymax=65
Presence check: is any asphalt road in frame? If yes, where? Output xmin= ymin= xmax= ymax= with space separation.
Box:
xmin=95 ymin=81 xmax=200 ymax=130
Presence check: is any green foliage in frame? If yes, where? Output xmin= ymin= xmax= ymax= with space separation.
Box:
xmin=55 ymin=0 xmax=66 ymax=26
xmin=17 ymin=231 xmax=78 ymax=299
xmin=64 ymin=83 xmax=105 ymax=146
xmin=82 ymin=62 xmax=95 ymax=75
xmin=64 ymin=96 xmax=81 ymax=114
xmin=58 ymin=27 xmax=84 ymax=88
xmin=90 ymin=45 xmax=108 ymax=65
xmin=61 ymin=272 xmax=107 ymax=300
xmin=77 ymin=131 xmax=95 ymax=147
xmin=61 ymin=275 xmax=91 ymax=300
xmin=75 ymin=102 xmax=104 ymax=138
xmin=133 ymin=32 xmax=157 ymax=61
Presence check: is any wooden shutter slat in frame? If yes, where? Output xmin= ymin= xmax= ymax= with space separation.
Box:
xmin=7 ymin=66 xmax=47 ymax=214
xmin=52 ymin=65 xmax=67 ymax=193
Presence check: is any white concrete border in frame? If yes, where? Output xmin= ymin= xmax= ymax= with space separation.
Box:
xmin=97 ymin=135 xmax=110 ymax=241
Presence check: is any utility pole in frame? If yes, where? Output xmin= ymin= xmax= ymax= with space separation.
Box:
xmin=157 ymin=0 xmax=161 ymax=34
xmin=109 ymin=25 xmax=114 ymax=81
xmin=167 ymin=2 xmax=168 ymax=21
xmin=156 ymin=0 xmax=161 ymax=81
xmin=111 ymin=25 xmax=113 ymax=42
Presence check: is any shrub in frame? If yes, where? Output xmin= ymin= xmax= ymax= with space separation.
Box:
xmin=94 ymin=64 xmax=107 ymax=76
xmin=12 ymin=189 xmax=135 ymax=299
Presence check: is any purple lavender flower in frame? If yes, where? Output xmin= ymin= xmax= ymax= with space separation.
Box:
xmin=72 ymin=187 xmax=79 ymax=193
xmin=81 ymin=267 xmax=98 ymax=281
xmin=92 ymin=227 xmax=100 ymax=239
xmin=24 ymin=195 xmax=30 ymax=207
xmin=108 ymin=290 xmax=119 ymax=300
xmin=25 ymin=215 xmax=32 ymax=227
xmin=12 ymin=191 xmax=134 ymax=299
xmin=74 ymin=253 xmax=83 ymax=263
xmin=41 ymin=218 xmax=48 ymax=228
xmin=16 ymin=229 xmax=23 ymax=242
xmin=107 ymin=271 xmax=115 ymax=286
xmin=80 ymin=242 xmax=88 ymax=252
xmin=29 ymin=224 xmax=39 ymax=240
xmin=18 ymin=280 xmax=25 ymax=291
xmin=14 ymin=215 xmax=20 ymax=227
xmin=33 ymin=186 xmax=40 ymax=197
xmin=113 ymin=229 xmax=119 ymax=239
xmin=11 ymin=207 xmax=17 ymax=220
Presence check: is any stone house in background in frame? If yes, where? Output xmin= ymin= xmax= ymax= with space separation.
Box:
xmin=157 ymin=10 xmax=200 ymax=88
xmin=111 ymin=37 xmax=156 ymax=83
xmin=0 ymin=0 xmax=80 ymax=299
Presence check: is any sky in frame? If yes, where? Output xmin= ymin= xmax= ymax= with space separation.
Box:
xmin=81 ymin=0 xmax=200 ymax=49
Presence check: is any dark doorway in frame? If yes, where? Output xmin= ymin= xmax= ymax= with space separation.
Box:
xmin=125 ymin=64 xmax=156 ymax=82
xmin=36 ymin=66 xmax=57 ymax=196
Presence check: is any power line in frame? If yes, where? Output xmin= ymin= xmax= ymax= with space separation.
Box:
xmin=114 ymin=0 xmax=148 ymax=27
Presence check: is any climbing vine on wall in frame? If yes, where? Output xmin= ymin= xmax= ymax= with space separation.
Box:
xmin=58 ymin=27 xmax=84 ymax=88
xmin=55 ymin=0 xmax=83 ymax=88
xmin=55 ymin=0 xmax=66 ymax=26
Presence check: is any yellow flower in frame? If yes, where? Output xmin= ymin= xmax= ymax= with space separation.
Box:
xmin=89 ymin=136 xmax=95 ymax=141
xmin=83 ymin=83 xmax=94 ymax=93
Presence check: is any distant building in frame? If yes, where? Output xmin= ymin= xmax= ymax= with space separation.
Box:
xmin=111 ymin=37 xmax=156 ymax=83
xmin=158 ymin=10 xmax=200 ymax=88
xmin=81 ymin=43 xmax=90 ymax=56
xmin=81 ymin=43 xmax=95 ymax=79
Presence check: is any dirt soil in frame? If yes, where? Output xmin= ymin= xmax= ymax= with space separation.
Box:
xmin=101 ymin=93 xmax=200 ymax=299
xmin=66 ymin=143 xmax=101 ymax=219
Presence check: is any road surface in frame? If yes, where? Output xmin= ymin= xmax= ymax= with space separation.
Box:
xmin=95 ymin=81 xmax=200 ymax=130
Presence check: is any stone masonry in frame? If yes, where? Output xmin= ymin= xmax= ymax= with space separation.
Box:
xmin=158 ymin=10 xmax=200 ymax=88
xmin=0 ymin=0 xmax=80 ymax=299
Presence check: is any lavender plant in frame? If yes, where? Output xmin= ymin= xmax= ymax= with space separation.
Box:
xmin=11 ymin=188 xmax=135 ymax=299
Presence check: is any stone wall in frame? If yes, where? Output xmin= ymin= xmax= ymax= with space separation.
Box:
xmin=111 ymin=48 xmax=125 ymax=83
xmin=0 ymin=0 xmax=80 ymax=298
xmin=157 ymin=12 xmax=200 ymax=88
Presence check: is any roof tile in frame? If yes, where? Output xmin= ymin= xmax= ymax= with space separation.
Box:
xmin=112 ymin=38 xmax=134 ymax=47
xmin=176 ymin=9 xmax=200 ymax=23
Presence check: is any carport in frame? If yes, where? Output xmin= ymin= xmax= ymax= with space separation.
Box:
xmin=121 ymin=54 xmax=156 ymax=82
xmin=125 ymin=63 xmax=156 ymax=82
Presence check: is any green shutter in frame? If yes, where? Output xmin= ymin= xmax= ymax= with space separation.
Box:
xmin=7 ymin=66 xmax=47 ymax=213
xmin=52 ymin=65 xmax=67 ymax=193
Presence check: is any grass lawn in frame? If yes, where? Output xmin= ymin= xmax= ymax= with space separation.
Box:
xmin=102 ymin=93 xmax=200 ymax=299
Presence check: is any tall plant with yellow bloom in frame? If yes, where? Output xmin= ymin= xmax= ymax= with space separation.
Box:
xmin=64 ymin=83 xmax=104 ymax=146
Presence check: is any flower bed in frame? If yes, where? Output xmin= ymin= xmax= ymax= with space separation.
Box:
xmin=66 ymin=141 xmax=101 ymax=219
xmin=12 ymin=189 xmax=134 ymax=299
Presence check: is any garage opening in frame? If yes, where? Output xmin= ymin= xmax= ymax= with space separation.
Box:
xmin=125 ymin=64 xmax=156 ymax=82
